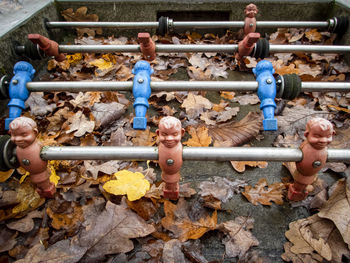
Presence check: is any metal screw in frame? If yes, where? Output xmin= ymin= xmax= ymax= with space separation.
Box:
xmin=276 ymin=79 xmax=282 ymax=84
xmin=313 ymin=160 xmax=322 ymax=168
xmin=166 ymin=159 xmax=174 ymax=166
xmin=138 ymin=78 xmax=144 ymax=83
xmin=266 ymin=79 xmax=272 ymax=84
xmin=249 ymin=23 xmax=254 ymax=27
xmin=12 ymin=79 xmax=18 ymax=85
xmin=22 ymin=159 xmax=30 ymax=166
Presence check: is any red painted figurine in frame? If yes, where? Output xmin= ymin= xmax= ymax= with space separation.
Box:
xmin=244 ymin=3 xmax=258 ymax=36
xmin=157 ymin=116 xmax=185 ymax=200
xmin=9 ymin=117 xmax=55 ymax=198
xmin=288 ymin=118 xmax=335 ymax=201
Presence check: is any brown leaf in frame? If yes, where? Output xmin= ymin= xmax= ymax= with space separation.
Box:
xmin=92 ymin=102 xmax=126 ymax=127
xmin=183 ymin=126 xmax=212 ymax=147
xmin=0 ymin=227 xmax=17 ymax=253
xmin=330 ymin=127 xmax=350 ymax=149
xmin=181 ymin=92 xmax=212 ymax=119
xmin=84 ymin=160 xmax=123 ymax=179
xmin=220 ymin=91 xmax=235 ymax=100
xmin=305 ymin=29 xmax=322 ymax=42
xmin=66 ymin=111 xmax=95 ymax=137
xmin=126 ymin=128 xmax=157 ymax=146
xmin=104 ymin=127 xmax=132 ymax=146
xmin=126 ymin=197 xmax=158 ymax=221
xmin=281 ymin=241 xmax=324 ymax=263
xmin=25 ymin=92 xmax=56 ymax=116
xmin=242 ymin=178 xmax=285 ymax=206
xmin=285 ymin=214 xmax=337 ymax=261
xmin=318 ymin=178 xmax=350 ymax=248
xmin=187 ymin=66 xmax=211 ymax=80
xmin=230 ymin=160 xmax=268 ymax=173
xmin=216 ymin=107 xmax=239 ymax=123
xmin=6 ymin=210 xmax=43 ymax=233
xmin=232 ymin=94 xmax=260 ymax=105
xmin=198 ymin=176 xmax=247 ymax=202
xmin=162 ymin=239 xmax=186 ymax=263
xmin=161 ymin=198 xmax=217 ymax=242
xmin=218 ymin=217 xmax=259 ymax=259
xmin=47 ymin=201 xmax=83 ymax=233
xmin=77 ymin=200 xmax=155 ymax=261
xmin=69 ymin=92 xmax=101 ymax=108
xmin=61 ymin=7 xmax=101 ymax=37
xmin=212 ymin=100 xmax=229 ymax=112
xmin=209 ymin=112 xmax=262 ymax=147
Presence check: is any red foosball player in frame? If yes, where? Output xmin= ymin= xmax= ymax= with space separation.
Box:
xmin=9 ymin=117 xmax=55 ymax=198
xmin=157 ymin=116 xmax=185 ymax=200
xmin=288 ymin=118 xmax=335 ymax=201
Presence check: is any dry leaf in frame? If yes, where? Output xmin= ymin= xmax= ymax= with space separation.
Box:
xmin=218 ymin=217 xmax=259 ymax=259
xmin=318 ymin=178 xmax=350 ymax=248
xmin=183 ymin=126 xmax=212 ymax=147
xmin=242 ymin=178 xmax=285 ymax=205
xmin=66 ymin=111 xmax=95 ymax=137
xmin=161 ymin=198 xmax=217 ymax=242
xmin=209 ymin=112 xmax=262 ymax=147
xmin=198 ymin=176 xmax=247 ymax=203
xmin=92 ymin=102 xmax=126 ymax=127
xmin=232 ymin=94 xmax=260 ymax=105
xmin=126 ymin=128 xmax=157 ymax=146
xmin=305 ymin=29 xmax=322 ymax=42
xmin=181 ymin=92 xmax=212 ymax=119
xmin=230 ymin=160 xmax=268 ymax=173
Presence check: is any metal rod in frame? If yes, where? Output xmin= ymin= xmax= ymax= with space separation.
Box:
xmin=27 ymin=81 xmax=350 ymax=93
xmin=46 ymin=21 xmax=159 ymax=28
xmin=58 ymin=44 xmax=350 ymax=54
xmin=40 ymin=146 xmax=350 ymax=162
xmin=46 ymin=21 xmax=329 ymax=29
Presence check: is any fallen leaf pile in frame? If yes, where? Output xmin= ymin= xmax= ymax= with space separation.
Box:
xmin=0 ymin=6 xmax=349 ymax=263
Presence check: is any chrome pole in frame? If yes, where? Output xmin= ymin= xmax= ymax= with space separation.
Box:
xmin=40 ymin=146 xmax=350 ymax=162
xmin=27 ymin=81 xmax=350 ymax=93
xmin=46 ymin=21 xmax=329 ymax=29
xmin=58 ymin=44 xmax=350 ymax=54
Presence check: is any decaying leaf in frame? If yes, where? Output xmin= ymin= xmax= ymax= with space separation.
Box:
xmin=126 ymin=198 xmax=158 ymax=221
xmin=65 ymin=111 xmax=95 ymax=137
xmin=230 ymin=160 xmax=268 ymax=173
xmin=25 ymin=92 xmax=56 ymax=116
xmin=183 ymin=126 xmax=212 ymax=147
xmin=161 ymin=198 xmax=217 ymax=242
xmin=103 ymin=170 xmax=150 ymax=201
xmin=242 ymin=178 xmax=285 ymax=206
xmin=284 ymin=214 xmax=350 ymax=262
xmin=318 ymin=178 xmax=350 ymax=248
xmin=181 ymin=92 xmax=212 ymax=119
xmin=162 ymin=239 xmax=186 ymax=263
xmin=305 ymin=29 xmax=322 ymax=42
xmin=198 ymin=176 xmax=247 ymax=203
xmin=232 ymin=94 xmax=260 ymax=105
xmin=6 ymin=210 xmax=43 ymax=233
xmin=92 ymin=102 xmax=126 ymax=127
xmin=209 ymin=112 xmax=262 ymax=147
xmin=218 ymin=217 xmax=259 ymax=259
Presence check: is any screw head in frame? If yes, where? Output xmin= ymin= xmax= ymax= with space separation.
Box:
xmin=22 ymin=159 xmax=30 ymax=166
xmin=249 ymin=23 xmax=254 ymax=27
xmin=166 ymin=159 xmax=174 ymax=166
xmin=266 ymin=78 xmax=272 ymax=84
xmin=138 ymin=78 xmax=144 ymax=83
xmin=313 ymin=160 xmax=322 ymax=168
xmin=12 ymin=79 xmax=18 ymax=85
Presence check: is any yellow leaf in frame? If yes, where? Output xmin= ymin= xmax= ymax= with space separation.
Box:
xmin=102 ymin=53 xmax=116 ymax=64
xmin=103 ymin=170 xmax=150 ymax=201
xmin=19 ymin=171 xmax=30 ymax=184
xmin=183 ymin=126 xmax=212 ymax=147
xmin=328 ymin=104 xmax=350 ymax=114
xmin=66 ymin=53 xmax=83 ymax=64
xmin=0 ymin=169 xmax=14 ymax=183
xmin=89 ymin=58 xmax=113 ymax=70
xmin=12 ymin=178 xmax=43 ymax=214
xmin=48 ymin=161 xmax=60 ymax=186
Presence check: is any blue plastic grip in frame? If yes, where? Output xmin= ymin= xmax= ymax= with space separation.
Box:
xmin=5 ymin=61 xmax=35 ymax=130
xmin=132 ymin=61 xmax=154 ymax=130
xmin=253 ymin=60 xmax=277 ymax=131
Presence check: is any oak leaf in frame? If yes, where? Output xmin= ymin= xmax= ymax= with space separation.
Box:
xmin=126 ymin=128 xmax=157 ymax=146
xmin=220 ymin=91 xmax=235 ymax=100
xmin=25 ymin=92 xmax=56 ymax=116
xmin=198 ymin=176 xmax=247 ymax=203
xmin=183 ymin=126 xmax=212 ymax=147
xmin=230 ymin=160 xmax=268 ymax=173
xmin=92 ymin=102 xmax=126 ymax=127
xmin=242 ymin=178 xmax=285 ymax=205
xmin=218 ymin=217 xmax=259 ymax=259
xmin=65 ymin=111 xmax=95 ymax=137
xmin=318 ymin=178 xmax=350 ymax=248
xmin=209 ymin=112 xmax=262 ymax=147
xmin=6 ymin=210 xmax=43 ymax=233
xmin=161 ymin=198 xmax=217 ymax=242
xmin=305 ymin=29 xmax=322 ymax=42
xmin=232 ymin=94 xmax=260 ymax=105
xmin=46 ymin=202 xmax=83 ymax=231
xmin=181 ymin=92 xmax=212 ymax=119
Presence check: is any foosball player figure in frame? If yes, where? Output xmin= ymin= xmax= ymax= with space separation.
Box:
xmin=288 ymin=118 xmax=335 ymax=201
xmin=157 ymin=116 xmax=185 ymax=200
xmin=9 ymin=117 xmax=55 ymax=198
xmin=244 ymin=3 xmax=258 ymax=35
